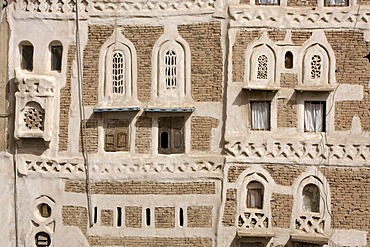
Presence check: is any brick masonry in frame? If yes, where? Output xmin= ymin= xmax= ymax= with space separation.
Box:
xmin=59 ymin=45 xmax=75 ymax=151
xmin=122 ymin=26 xmax=163 ymax=102
xmin=187 ymin=206 xmax=213 ymax=228
xmin=222 ymin=188 xmax=237 ymax=227
xmin=125 ymin=206 xmax=142 ymax=228
xmin=271 ymin=194 xmax=293 ymax=228
xmin=191 ymin=116 xmax=219 ymax=152
xmin=277 ymin=98 xmax=298 ymax=128
xmin=155 ymin=207 xmax=175 ymax=228
xmin=100 ymin=209 xmax=114 ymax=227
xmin=325 ymin=31 xmax=370 ymax=131
xmin=79 ymin=118 xmax=98 ymax=153
xmin=62 ymin=205 xmax=88 ymax=234
xmin=179 ymin=22 xmax=223 ymax=102
xmin=65 ymin=180 xmax=216 ymax=195
xmin=135 ymin=116 xmax=152 ymax=154
xmin=87 ymin=236 xmax=213 ymax=246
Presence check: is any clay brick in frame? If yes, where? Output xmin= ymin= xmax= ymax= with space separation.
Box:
xmin=191 ymin=116 xmax=219 ymax=152
xmin=223 ymin=188 xmax=237 ymax=226
xmin=264 ymin=165 xmax=306 ymax=186
xmin=135 ymin=116 xmax=152 ymax=153
xmin=277 ymin=98 xmax=297 ymax=128
xmin=155 ymin=207 xmax=175 ymax=228
xmin=271 ymin=194 xmax=293 ymax=228
xmin=65 ymin=181 xmax=216 ymax=195
xmin=187 ymin=206 xmax=213 ymax=228
xmin=62 ymin=206 xmax=88 ymax=234
xmin=79 ymin=118 xmax=98 ymax=153
xmin=87 ymin=236 xmax=213 ymax=246
xmin=125 ymin=206 xmax=142 ymax=228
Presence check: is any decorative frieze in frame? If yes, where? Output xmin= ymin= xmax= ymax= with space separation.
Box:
xmin=225 ymin=139 xmax=370 ymax=165
xmin=229 ymin=6 xmax=370 ymax=29
xmin=18 ymin=155 xmax=223 ymax=176
xmin=238 ymin=212 xmax=269 ymax=229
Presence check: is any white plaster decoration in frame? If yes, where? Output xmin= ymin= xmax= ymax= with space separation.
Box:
xmin=27 ymin=195 xmax=56 ymax=247
xmin=97 ymin=28 xmax=138 ymax=107
xmin=15 ymin=0 xmax=88 ymax=15
xmin=225 ymin=139 xmax=370 ymax=165
xmin=18 ymin=155 xmax=223 ymax=176
xmin=245 ymin=32 xmax=278 ymax=88
xmin=90 ymin=0 xmax=215 ymax=14
xmin=235 ymin=170 xmax=273 ymax=230
xmin=151 ymin=24 xmax=192 ymax=105
xmin=291 ymin=168 xmax=331 ymax=235
xmin=298 ymin=31 xmax=336 ymax=88
xmin=229 ymin=5 xmax=370 ymax=29
xmin=14 ymin=68 xmax=56 ymax=142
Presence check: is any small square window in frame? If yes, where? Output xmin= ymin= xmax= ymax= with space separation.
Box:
xmin=251 ymin=101 xmax=271 ymax=131
xmin=51 ymin=45 xmax=63 ymax=71
xmin=21 ymin=44 xmax=34 ymax=71
xmin=304 ymin=101 xmax=326 ymax=132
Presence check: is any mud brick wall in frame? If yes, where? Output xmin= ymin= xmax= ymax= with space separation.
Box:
xmin=59 ymin=45 xmax=76 ymax=151
xmin=82 ymin=26 xmax=113 ymax=106
xmin=271 ymin=194 xmax=293 ymax=228
xmin=265 ymin=165 xmax=306 ymax=186
xmin=87 ymin=236 xmax=213 ymax=247
xmin=62 ymin=206 xmax=88 ymax=233
xmin=325 ymin=31 xmax=370 ymax=131
xmin=123 ymin=26 xmax=163 ymax=102
xmin=280 ymin=73 xmax=297 ymax=88
xmin=100 ymin=209 xmax=114 ymax=227
xmin=135 ymin=116 xmax=152 ymax=153
xmin=277 ymin=98 xmax=297 ymax=128
xmin=223 ymin=188 xmax=237 ymax=226
xmin=187 ymin=206 xmax=213 ymax=228
xmin=232 ymin=30 xmax=259 ymax=82
xmin=155 ymin=207 xmax=175 ymax=228
xmin=291 ymin=31 xmax=312 ymax=45
xmin=65 ymin=181 xmax=216 ymax=195
xmin=228 ymin=166 xmax=249 ymax=183
xmin=79 ymin=118 xmax=98 ymax=153
xmin=179 ymin=23 xmax=222 ymax=102
xmin=268 ymin=30 xmax=286 ymax=42
xmin=191 ymin=116 xmax=219 ymax=151
xmin=125 ymin=206 xmax=142 ymax=228
xmin=320 ymin=167 xmax=370 ymax=232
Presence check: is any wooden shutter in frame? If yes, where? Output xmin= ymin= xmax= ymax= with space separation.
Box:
xmin=105 ymin=119 xmax=129 ymax=152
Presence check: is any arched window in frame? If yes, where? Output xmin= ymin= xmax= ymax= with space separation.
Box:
xmin=49 ymin=41 xmax=63 ymax=72
xmin=112 ymin=51 xmax=125 ymax=94
xmin=302 ymin=44 xmax=329 ymax=86
xmin=247 ymin=181 xmax=264 ymax=209
xmin=285 ymin=51 xmax=293 ymax=69
xmin=20 ymin=41 xmax=34 ymax=71
xmin=302 ymin=184 xmax=320 ymax=213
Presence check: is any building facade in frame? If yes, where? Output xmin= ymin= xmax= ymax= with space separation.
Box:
xmin=0 ymin=0 xmax=370 ymax=245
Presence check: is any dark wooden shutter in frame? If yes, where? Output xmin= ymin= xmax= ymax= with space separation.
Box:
xmin=105 ymin=119 xmax=129 ymax=152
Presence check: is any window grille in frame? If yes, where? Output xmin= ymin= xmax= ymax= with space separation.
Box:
xmin=257 ymin=55 xmax=268 ymax=79
xmin=165 ymin=50 xmax=177 ymax=89
xmin=112 ymin=51 xmax=125 ymax=94
xmin=310 ymin=55 xmax=322 ymax=79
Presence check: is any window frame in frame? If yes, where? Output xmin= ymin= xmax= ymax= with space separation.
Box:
xmin=247 ymin=181 xmax=264 ymax=210
xmin=304 ymin=101 xmax=326 ymax=133
xmin=250 ymin=101 xmax=271 ymax=131
xmin=104 ymin=119 xmax=130 ymax=152
xmin=49 ymin=41 xmax=63 ymax=72
xmin=158 ymin=116 xmax=185 ymax=155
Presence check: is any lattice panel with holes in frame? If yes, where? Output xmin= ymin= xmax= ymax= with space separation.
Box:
xmin=24 ymin=107 xmax=44 ymax=131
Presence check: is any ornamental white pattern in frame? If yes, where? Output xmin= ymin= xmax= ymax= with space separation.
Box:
xmin=257 ymin=55 xmax=268 ymax=79
xmin=310 ymin=55 xmax=322 ymax=79
xmin=165 ymin=50 xmax=177 ymax=89
xmin=112 ymin=51 xmax=125 ymax=94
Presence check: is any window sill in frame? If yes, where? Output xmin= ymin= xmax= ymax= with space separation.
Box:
xmin=290 ymin=233 xmax=329 ymax=244
xmin=237 ymin=229 xmax=275 ymax=238
xmin=295 ymin=86 xmax=335 ymax=92
xmin=243 ymin=86 xmax=280 ymax=92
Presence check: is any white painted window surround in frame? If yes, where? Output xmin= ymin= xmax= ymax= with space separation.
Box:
xmin=98 ymin=28 xmax=137 ymax=106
